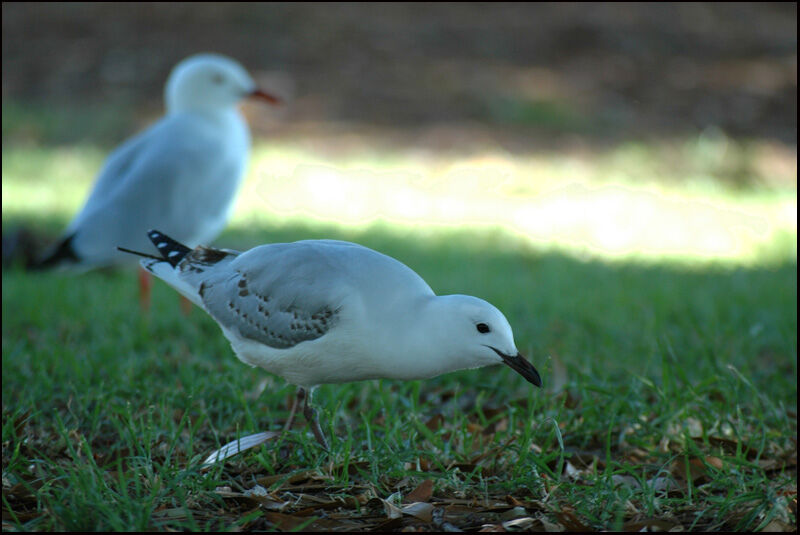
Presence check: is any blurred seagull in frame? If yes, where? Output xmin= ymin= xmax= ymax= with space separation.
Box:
xmin=121 ymin=230 xmax=542 ymax=453
xmin=36 ymin=53 xmax=279 ymax=308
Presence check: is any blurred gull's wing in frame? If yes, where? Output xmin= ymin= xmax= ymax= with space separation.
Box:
xmin=65 ymin=113 xmax=247 ymax=267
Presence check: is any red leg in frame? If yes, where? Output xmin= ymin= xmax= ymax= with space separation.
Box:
xmin=179 ymin=295 xmax=193 ymax=316
xmin=138 ymin=268 xmax=152 ymax=311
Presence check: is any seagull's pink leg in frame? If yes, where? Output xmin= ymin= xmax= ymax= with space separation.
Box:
xmin=138 ymin=268 xmax=152 ymax=311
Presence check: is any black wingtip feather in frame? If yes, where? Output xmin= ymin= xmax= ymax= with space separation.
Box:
xmin=147 ymin=230 xmax=191 ymax=268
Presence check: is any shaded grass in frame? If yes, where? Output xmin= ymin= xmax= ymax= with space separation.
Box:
xmin=2 ymin=220 xmax=796 ymax=531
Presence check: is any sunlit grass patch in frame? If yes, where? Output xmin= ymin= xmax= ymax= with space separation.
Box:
xmin=238 ymin=133 xmax=795 ymax=264
xmin=3 ymin=132 xmax=795 ymax=265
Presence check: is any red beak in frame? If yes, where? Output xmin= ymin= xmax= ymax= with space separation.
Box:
xmin=249 ymin=88 xmax=280 ymax=105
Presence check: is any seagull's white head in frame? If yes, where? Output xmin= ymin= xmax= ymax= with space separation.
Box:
xmin=424 ymin=295 xmax=542 ymax=387
xmin=165 ymin=53 xmax=279 ymax=113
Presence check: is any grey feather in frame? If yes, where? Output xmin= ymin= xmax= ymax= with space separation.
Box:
xmin=199 ymin=241 xmax=352 ymax=348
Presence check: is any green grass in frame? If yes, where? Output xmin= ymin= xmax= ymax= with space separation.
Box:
xmin=2 ymin=222 xmax=796 ymax=530
xmin=2 ymin=107 xmax=797 ymax=530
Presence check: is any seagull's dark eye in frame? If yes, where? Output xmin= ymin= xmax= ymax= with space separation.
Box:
xmin=211 ymin=73 xmax=225 ymax=84
xmin=476 ymin=323 xmax=490 ymax=334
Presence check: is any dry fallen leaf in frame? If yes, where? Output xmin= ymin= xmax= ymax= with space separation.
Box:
xmin=499 ymin=506 xmax=528 ymax=521
xmin=401 ymin=502 xmax=435 ymax=522
xmin=671 ymin=455 xmax=726 ymax=484
xmin=477 ymin=524 xmax=506 ymax=532
xmin=687 ymin=456 xmax=723 ymax=482
xmin=540 ymin=517 xmax=565 ymax=532
xmin=502 ymin=516 xmax=535 ymax=530
xmin=554 ymin=509 xmax=590 ymax=531
xmin=382 ymin=491 xmax=404 ymax=519
xmin=404 ymin=479 xmax=434 ymax=503
xmin=466 ymin=422 xmax=484 ymax=434
xmin=425 ymin=414 xmax=444 ymax=431
xmin=256 ymin=469 xmax=315 ymax=488
xmin=213 ymin=486 xmax=291 ymax=512
xmin=760 ymin=519 xmax=796 ymax=532
xmin=264 ymin=511 xmax=319 ymax=531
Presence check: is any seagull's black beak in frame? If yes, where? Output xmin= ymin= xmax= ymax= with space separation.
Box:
xmin=490 ymin=347 xmax=542 ymax=387
xmin=248 ymin=88 xmax=280 ymax=105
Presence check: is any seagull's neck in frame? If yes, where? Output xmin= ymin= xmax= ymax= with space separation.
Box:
xmin=166 ymin=102 xmax=242 ymax=119
xmin=376 ymin=296 xmax=480 ymax=380
xmin=166 ymin=106 xmax=247 ymax=138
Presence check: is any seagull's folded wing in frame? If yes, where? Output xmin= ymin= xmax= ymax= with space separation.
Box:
xmin=199 ymin=241 xmax=358 ymax=349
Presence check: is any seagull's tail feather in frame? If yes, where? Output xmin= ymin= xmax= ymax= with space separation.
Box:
xmin=132 ymin=229 xmax=202 ymax=306
xmin=140 ymin=255 xmax=206 ymax=307
xmin=31 ymin=234 xmax=80 ymax=270
xmin=120 ymin=229 xmax=239 ymax=308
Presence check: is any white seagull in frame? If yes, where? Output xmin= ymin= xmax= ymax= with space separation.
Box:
xmin=121 ymin=230 xmax=542 ymax=451
xmin=37 ymin=53 xmax=279 ymax=305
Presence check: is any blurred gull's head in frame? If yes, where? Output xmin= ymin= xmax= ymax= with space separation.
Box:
xmin=165 ymin=53 xmax=278 ymax=113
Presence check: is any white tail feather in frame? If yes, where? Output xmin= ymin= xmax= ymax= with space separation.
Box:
xmin=141 ymin=258 xmax=204 ymax=307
